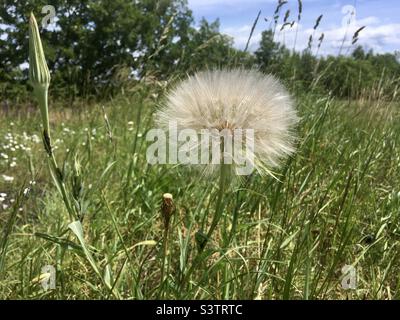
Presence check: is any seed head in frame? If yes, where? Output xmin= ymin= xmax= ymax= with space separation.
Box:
xmin=161 ymin=193 xmax=175 ymax=228
xmin=156 ymin=69 xmax=298 ymax=177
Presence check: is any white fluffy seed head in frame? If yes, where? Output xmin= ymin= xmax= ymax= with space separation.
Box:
xmin=156 ymin=69 xmax=299 ymax=177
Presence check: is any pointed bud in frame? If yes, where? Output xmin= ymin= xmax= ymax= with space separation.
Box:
xmin=161 ymin=193 xmax=175 ymax=229
xmin=29 ymin=12 xmax=50 ymax=90
xmin=29 ymin=12 xmax=51 ymax=136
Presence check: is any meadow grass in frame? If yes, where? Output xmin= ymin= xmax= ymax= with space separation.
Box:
xmin=0 ymin=86 xmax=399 ymax=299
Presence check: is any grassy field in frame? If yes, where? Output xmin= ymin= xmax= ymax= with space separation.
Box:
xmin=0 ymin=87 xmax=399 ymax=299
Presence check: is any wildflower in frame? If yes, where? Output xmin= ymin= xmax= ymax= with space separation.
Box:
xmin=29 ymin=12 xmax=51 ymax=136
xmin=2 ymin=175 xmax=14 ymax=182
xmin=156 ymin=69 xmax=298 ymax=177
xmin=29 ymin=13 xmax=51 ymax=90
xmin=23 ymin=188 xmax=30 ymax=196
xmin=155 ymin=69 xmax=299 ymax=251
xmin=161 ymin=193 xmax=175 ymax=229
xmin=28 ymin=13 xmax=76 ymax=221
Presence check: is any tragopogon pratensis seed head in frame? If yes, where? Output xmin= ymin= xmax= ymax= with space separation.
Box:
xmin=156 ymin=69 xmax=299 ymax=177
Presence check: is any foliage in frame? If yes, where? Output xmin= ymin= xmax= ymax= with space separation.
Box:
xmin=1 ymin=0 xmax=400 ymax=301
xmin=0 ymin=89 xmax=399 ymax=299
xmin=1 ymin=1 xmax=400 ymax=102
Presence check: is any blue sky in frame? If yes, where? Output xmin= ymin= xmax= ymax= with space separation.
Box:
xmin=187 ymin=0 xmax=400 ymax=55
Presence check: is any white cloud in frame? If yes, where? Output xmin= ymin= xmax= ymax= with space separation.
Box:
xmin=315 ymin=18 xmax=400 ymax=55
xmin=222 ymin=16 xmax=400 ymax=55
xmin=188 ymin=0 xmax=275 ymax=8
xmin=189 ymin=0 xmax=318 ymax=7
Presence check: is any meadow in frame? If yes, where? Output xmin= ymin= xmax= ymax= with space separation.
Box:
xmin=1 ymin=0 xmax=400 ymax=301
xmin=0 ymin=85 xmax=399 ymax=299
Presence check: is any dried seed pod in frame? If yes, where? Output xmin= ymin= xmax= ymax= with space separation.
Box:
xmin=161 ymin=193 xmax=175 ymax=229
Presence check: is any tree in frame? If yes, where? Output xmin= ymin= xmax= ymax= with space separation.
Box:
xmin=352 ymin=46 xmax=366 ymax=60
xmin=177 ymin=18 xmax=235 ymax=73
xmin=0 ymin=0 xmax=195 ymax=98
xmin=255 ymin=29 xmax=286 ymax=73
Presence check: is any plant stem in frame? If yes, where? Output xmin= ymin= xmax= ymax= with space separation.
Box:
xmin=35 ymin=87 xmax=50 ymax=134
xmin=159 ymin=224 xmax=169 ymax=298
xmin=180 ymin=164 xmax=231 ymax=291
xmin=206 ymin=164 xmax=230 ymax=241
xmin=35 ymin=87 xmax=76 ymax=221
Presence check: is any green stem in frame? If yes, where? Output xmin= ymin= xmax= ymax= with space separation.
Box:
xmin=180 ymin=164 xmax=230 ymax=291
xmin=35 ymin=87 xmax=50 ymax=134
xmin=35 ymin=87 xmax=76 ymax=221
xmin=48 ymin=153 xmax=76 ymax=221
xmin=158 ymin=225 xmax=169 ymax=298
xmin=206 ymin=164 xmax=230 ymax=241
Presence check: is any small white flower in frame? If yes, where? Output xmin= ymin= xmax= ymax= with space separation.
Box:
xmin=32 ymin=134 xmax=40 ymax=143
xmin=2 ymin=175 xmax=14 ymax=182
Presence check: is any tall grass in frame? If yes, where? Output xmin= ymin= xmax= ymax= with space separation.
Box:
xmin=0 ymin=82 xmax=399 ymax=299
xmin=0 ymin=3 xmax=399 ymax=300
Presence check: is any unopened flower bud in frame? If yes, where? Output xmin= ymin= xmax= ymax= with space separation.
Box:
xmin=161 ymin=193 xmax=175 ymax=229
xmin=28 ymin=12 xmax=51 ymax=143
xmin=29 ymin=12 xmax=50 ymax=91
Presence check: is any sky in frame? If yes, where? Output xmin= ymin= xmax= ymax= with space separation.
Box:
xmin=187 ymin=0 xmax=400 ymax=56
